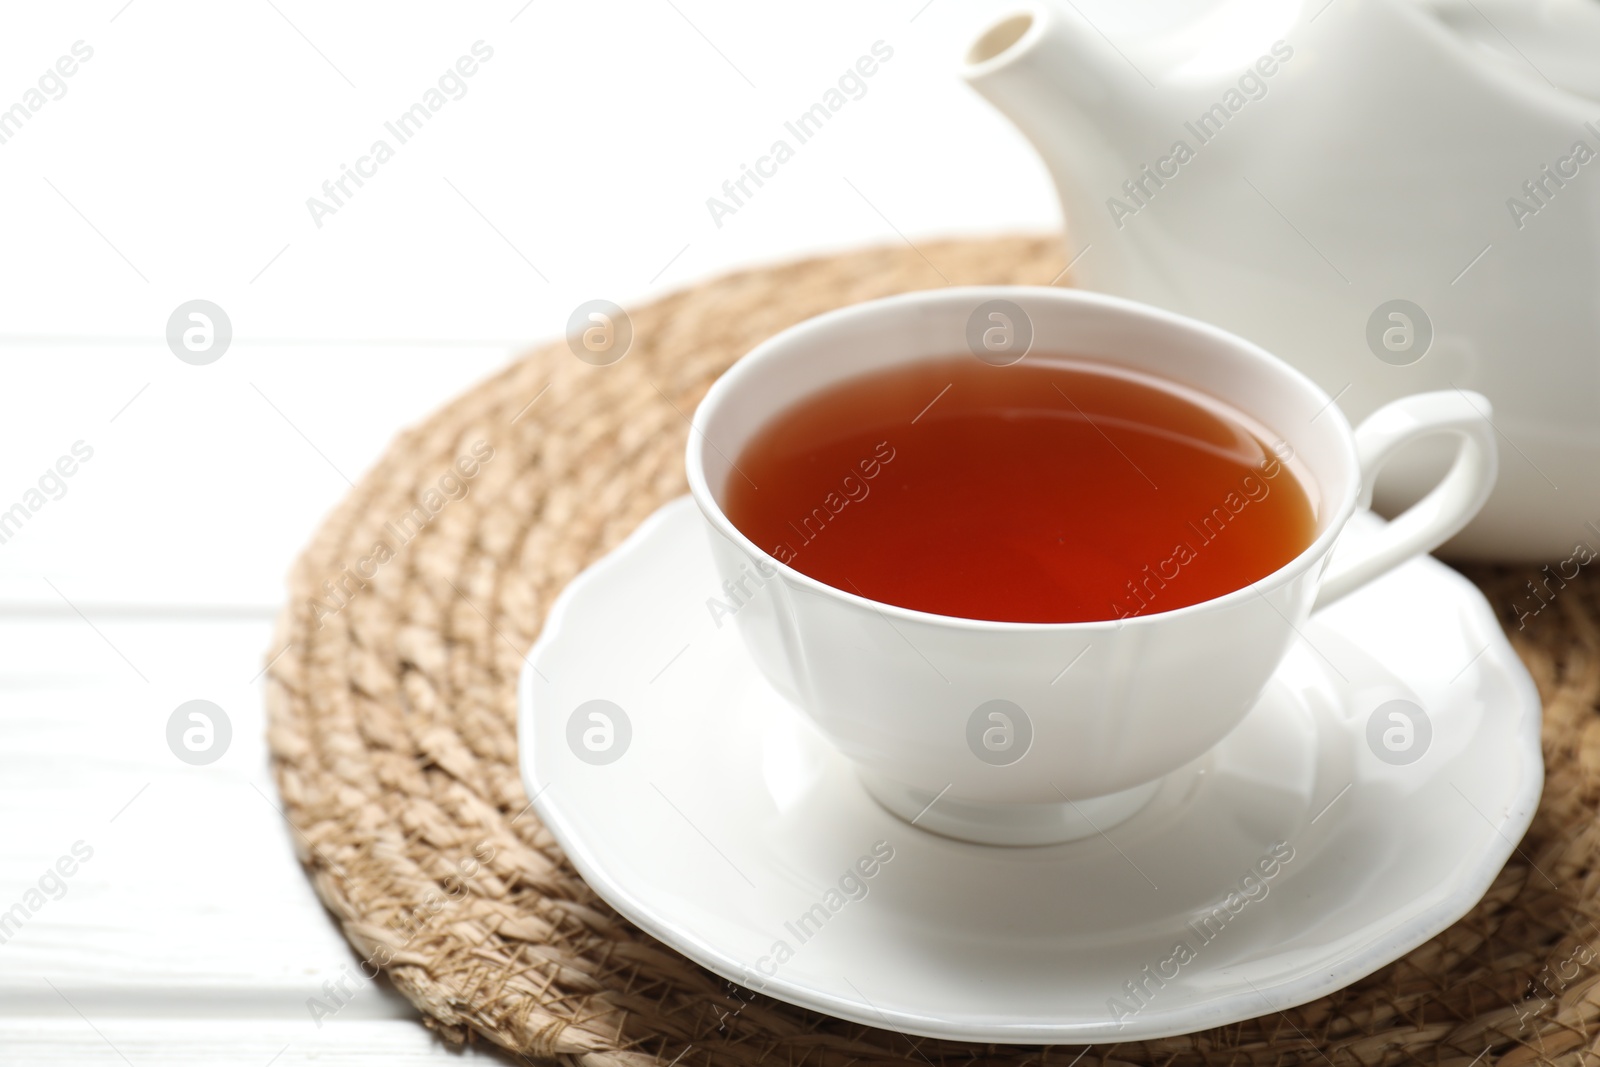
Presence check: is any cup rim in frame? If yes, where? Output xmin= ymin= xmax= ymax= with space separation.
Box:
xmin=684 ymin=284 xmax=1362 ymax=632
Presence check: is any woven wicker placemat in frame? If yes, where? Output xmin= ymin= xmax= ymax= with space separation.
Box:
xmin=265 ymin=235 xmax=1595 ymax=1066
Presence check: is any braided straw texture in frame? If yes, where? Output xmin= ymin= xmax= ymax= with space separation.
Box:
xmin=266 ymin=236 xmax=1594 ymax=1066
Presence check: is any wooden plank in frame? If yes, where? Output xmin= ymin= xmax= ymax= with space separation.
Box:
xmin=0 ymin=345 xmax=514 ymax=609
xmin=0 ymin=618 xmax=403 ymax=1004
xmin=0 ymin=1020 xmax=516 ymax=1064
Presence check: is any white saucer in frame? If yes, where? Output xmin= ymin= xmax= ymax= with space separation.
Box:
xmin=518 ymin=497 xmax=1543 ymax=1044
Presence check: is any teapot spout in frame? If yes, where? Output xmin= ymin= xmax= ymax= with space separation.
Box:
xmin=963 ymin=5 xmax=1175 ymax=295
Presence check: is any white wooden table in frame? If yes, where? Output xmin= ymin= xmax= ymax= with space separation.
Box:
xmin=0 ymin=0 xmax=1099 ymax=1059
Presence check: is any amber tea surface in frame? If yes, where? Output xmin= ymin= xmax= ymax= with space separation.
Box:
xmin=722 ymin=356 xmax=1317 ymax=623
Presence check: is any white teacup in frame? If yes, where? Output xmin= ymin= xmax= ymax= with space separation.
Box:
xmin=685 ymin=286 xmax=1497 ymax=846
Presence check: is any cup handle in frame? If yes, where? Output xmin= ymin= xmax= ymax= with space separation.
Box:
xmin=1312 ymin=390 xmax=1499 ymax=612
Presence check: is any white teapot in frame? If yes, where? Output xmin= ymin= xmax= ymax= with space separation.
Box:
xmin=964 ymin=0 xmax=1600 ymax=560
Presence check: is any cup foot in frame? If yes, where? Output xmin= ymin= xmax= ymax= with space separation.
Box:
xmin=860 ymin=774 xmax=1162 ymax=846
